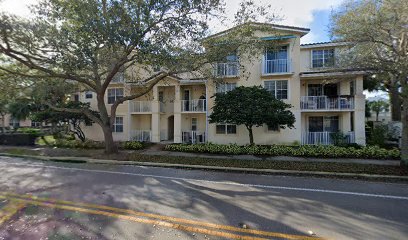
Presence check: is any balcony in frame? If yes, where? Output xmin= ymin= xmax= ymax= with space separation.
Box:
xmin=301 ymin=131 xmax=355 ymax=145
xmin=182 ymin=131 xmax=206 ymax=144
xmin=130 ymin=101 xmax=152 ymax=113
xmin=300 ymin=96 xmax=354 ymax=111
xmin=130 ymin=130 xmax=151 ymax=142
xmin=181 ymin=99 xmax=206 ymax=112
xmin=262 ymin=59 xmax=291 ymax=75
xmin=214 ymin=62 xmax=239 ymax=77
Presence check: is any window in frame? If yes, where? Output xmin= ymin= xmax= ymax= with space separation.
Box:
xmin=113 ymin=116 xmax=124 ymax=133
xmin=112 ymin=72 xmax=124 ymax=83
xmin=191 ymin=118 xmax=197 ymax=131
xmin=73 ymin=94 xmax=79 ymax=102
xmin=264 ymin=46 xmax=288 ymax=73
xmin=31 ymin=121 xmax=41 ymax=127
xmin=216 ymin=83 xmax=237 ymax=94
xmin=216 ymin=124 xmax=236 ymax=134
xmin=9 ymin=118 xmax=20 ymax=128
xmin=158 ymin=91 xmax=164 ymax=102
xmin=107 ymin=88 xmax=124 ymax=104
xmin=267 ymin=123 xmax=279 ymax=132
xmin=264 ymin=80 xmax=288 ymax=99
xmin=312 ymin=49 xmax=335 ymax=68
xmin=85 ymin=91 xmax=93 ymax=99
xmin=309 ymin=116 xmax=339 ymax=132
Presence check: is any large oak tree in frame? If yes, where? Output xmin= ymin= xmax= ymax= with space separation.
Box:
xmin=330 ymin=0 xmax=408 ymax=166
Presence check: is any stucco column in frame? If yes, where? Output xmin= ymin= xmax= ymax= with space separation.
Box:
xmin=151 ymin=85 xmax=160 ymax=142
xmin=353 ymin=75 xmax=366 ymax=145
xmin=174 ymin=84 xmax=182 ymax=143
xmin=342 ymin=112 xmax=351 ymax=132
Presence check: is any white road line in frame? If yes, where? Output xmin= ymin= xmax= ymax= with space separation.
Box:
xmin=1 ymin=159 xmax=408 ymax=201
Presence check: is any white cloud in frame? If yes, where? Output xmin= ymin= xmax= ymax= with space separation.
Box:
xmin=0 ymin=0 xmax=38 ymax=17
xmin=1 ymin=0 xmax=343 ymax=43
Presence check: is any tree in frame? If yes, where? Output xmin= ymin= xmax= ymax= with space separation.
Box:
xmin=330 ymin=0 xmax=408 ymax=166
xmin=368 ymin=100 xmax=390 ymax=122
xmin=0 ymin=0 xmax=224 ymax=153
xmin=0 ymin=0 xmax=279 ymax=153
xmin=31 ymin=102 xmax=97 ymax=142
xmin=365 ymin=100 xmax=372 ymax=119
xmin=209 ymin=86 xmax=295 ymax=145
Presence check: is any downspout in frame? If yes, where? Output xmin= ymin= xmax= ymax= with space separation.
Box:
xmin=205 ymin=80 xmax=209 ymax=143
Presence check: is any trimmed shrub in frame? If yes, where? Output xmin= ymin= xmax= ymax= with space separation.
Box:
xmin=0 ymin=133 xmax=39 ymax=146
xmin=164 ymin=143 xmax=400 ymax=160
xmin=54 ymin=139 xmax=105 ymax=149
xmin=120 ymin=141 xmax=144 ymax=150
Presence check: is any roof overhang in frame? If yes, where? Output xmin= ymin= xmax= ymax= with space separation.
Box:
xmin=301 ymin=42 xmax=350 ymax=49
xmin=300 ymin=70 xmax=367 ymax=79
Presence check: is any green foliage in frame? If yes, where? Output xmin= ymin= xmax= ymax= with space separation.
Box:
xmin=367 ymin=124 xmax=389 ymax=147
xmin=165 ymin=143 xmax=401 ymax=160
xmin=120 ymin=141 xmax=144 ymax=150
xmin=209 ymin=86 xmax=295 ymax=144
xmin=54 ymin=139 xmax=105 ymax=149
xmin=330 ymin=132 xmax=348 ymax=147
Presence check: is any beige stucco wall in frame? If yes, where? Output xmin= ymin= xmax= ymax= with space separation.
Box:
xmin=79 ymin=26 xmax=366 ymax=146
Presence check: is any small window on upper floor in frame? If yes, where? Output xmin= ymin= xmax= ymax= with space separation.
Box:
xmin=216 ymin=83 xmax=237 ymax=94
xmin=215 ymin=52 xmax=239 ymax=77
xmin=107 ymin=88 xmax=124 ymax=104
xmin=112 ymin=72 xmax=125 ymax=83
xmin=85 ymin=91 xmax=93 ymax=99
xmin=264 ymin=80 xmax=288 ymax=100
xmin=267 ymin=123 xmax=280 ymax=132
xmin=312 ymin=49 xmax=335 ymax=68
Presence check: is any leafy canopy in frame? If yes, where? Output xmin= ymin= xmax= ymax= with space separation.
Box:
xmin=209 ymin=86 xmax=295 ymax=144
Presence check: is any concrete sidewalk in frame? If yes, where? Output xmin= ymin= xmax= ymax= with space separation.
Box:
xmin=140 ymin=147 xmax=401 ymax=166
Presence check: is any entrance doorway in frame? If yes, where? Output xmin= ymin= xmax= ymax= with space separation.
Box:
xmin=168 ymin=115 xmax=174 ymax=140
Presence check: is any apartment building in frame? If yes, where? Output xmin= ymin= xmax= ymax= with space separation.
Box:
xmin=81 ymin=23 xmax=366 ymax=146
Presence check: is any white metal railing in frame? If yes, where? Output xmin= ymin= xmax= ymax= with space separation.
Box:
xmin=131 ymin=101 xmax=152 ymax=112
xmin=181 ymin=99 xmax=206 ymax=112
xmin=263 ymin=59 xmax=290 ymax=74
xmin=130 ymin=130 xmax=151 ymax=142
xmin=214 ymin=62 xmax=239 ymax=77
xmin=300 ymin=96 xmax=354 ymax=110
xmin=301 ymin=131 xmax=356 ymax=145
xmin=182 ymin=131 xmax=206 ymax=144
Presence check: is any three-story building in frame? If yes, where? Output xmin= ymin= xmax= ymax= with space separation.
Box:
xmin=80 ymin=23 xmax=366 ymax=146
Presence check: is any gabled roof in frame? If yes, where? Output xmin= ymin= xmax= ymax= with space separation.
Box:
xmin=300 ymin=41 xmax=349 ymax=49
xmin=205 ymin=22 xmax=310 ymax=41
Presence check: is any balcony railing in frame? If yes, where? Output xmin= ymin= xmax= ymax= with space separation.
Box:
xmin=300 ymin=96 xmax=354 ymax=110
xmin=301 ymin=131 xmax=355 ymax=145
xmin=181 ymin=99 xmax=206 ymax=112
xmin=182 ymin=131 xmax=206 ymax=144
xmin=131 ymin=101 xmax=152 ymax=112
xmin=130 ymin=130 xmax=151 ymax=142
xmin=214 ymin=62 xmax=239 ymax=77
xmin=262 ymin=59 xmax=291 ymax=74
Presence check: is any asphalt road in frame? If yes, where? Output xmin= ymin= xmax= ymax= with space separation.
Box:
xmin=0 ymin=156 xmax=407 ymax=240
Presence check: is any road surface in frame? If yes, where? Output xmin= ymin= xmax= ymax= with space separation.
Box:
xmin=0 ymin=156 xmax=407 ymax=240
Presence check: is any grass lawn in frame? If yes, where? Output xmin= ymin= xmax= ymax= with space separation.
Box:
xmin=1 ymin=146 xmax=407 ymax=178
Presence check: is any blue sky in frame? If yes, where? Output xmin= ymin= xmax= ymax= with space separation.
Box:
xmin=308 ymin=9 xmax=333 ymax=43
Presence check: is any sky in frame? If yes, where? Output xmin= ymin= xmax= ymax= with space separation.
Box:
xmin=0 ymin=0 xmax=343 ymax=44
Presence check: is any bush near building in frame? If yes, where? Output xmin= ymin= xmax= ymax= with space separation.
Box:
xmin=165 ymin=143 xmax=400 ymax=160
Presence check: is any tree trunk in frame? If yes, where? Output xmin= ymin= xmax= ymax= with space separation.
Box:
xmin=247 ymin=126 xmax=254 ymax=145
xmin=376 ymin=112 xmax=379 ymax=122
xmin=1 ymin=114 xmax=5 ymax=133
xmin=389 ymin=82 xmax=401 ymax=121
xmin=102 ymin=124 xmax=117 ymax=154
xmin=96 ymin=92 xmax=118 ymax=154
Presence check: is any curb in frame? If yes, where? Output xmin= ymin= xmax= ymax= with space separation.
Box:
xmin=1 ymin=153 xmax=408 ymax=181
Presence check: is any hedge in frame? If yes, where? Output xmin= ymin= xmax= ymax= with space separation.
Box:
xmin=0 ymin=133 xmax=39 ymax=146
xmin=164 ymin=143 xmax=401 ymax=160
xmin=53 ymin=139 xmax=145 ymax=150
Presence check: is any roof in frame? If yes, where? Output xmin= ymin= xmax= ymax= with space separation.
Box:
xmin=300 ymin=41 xmax=349 ymax=49
xmin=204 ymin=22 xmax=310 ymax=41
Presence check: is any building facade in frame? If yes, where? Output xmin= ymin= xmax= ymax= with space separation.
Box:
xmin=81 ymin=23 xmax=366 ymax=146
